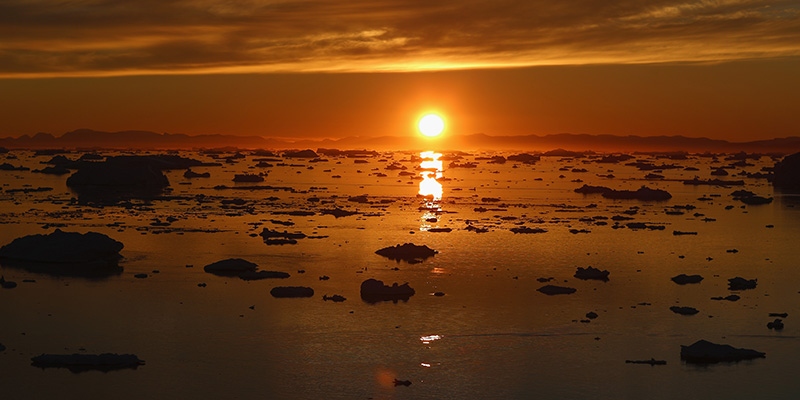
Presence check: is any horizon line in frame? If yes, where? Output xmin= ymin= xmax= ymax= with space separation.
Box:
xmin=4 ymin=129 xmax=797 ymax=145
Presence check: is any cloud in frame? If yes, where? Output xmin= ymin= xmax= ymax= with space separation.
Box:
xmin=1 ymin=0 xmax=798 ymax=77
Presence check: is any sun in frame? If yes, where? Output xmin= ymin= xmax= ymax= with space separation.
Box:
xmin=418 ymin=114 xmax=445 ymax=137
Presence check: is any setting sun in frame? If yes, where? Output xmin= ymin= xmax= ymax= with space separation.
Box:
xmin=419 ymin=114 xmax=445 ymax=137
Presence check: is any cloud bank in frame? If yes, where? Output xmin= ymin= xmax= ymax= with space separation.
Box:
xmin=1 ymin=0 xmax=798 ymax=77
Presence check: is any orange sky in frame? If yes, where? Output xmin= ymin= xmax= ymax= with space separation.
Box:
xmin=0 ymin=0 xmax=798 ymax=141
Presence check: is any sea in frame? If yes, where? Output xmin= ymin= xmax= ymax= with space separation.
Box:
xmin=1 ymin=148 xmax=798 ymax=399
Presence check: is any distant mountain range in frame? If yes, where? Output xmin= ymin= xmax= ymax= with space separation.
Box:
xmin=1 ymin=128 xmax=799 ymax=153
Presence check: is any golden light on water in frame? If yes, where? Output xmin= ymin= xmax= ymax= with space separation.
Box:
xmin=418 ymin=114 xmax=445 ymax=137
xmin=420 ymin=335 xmax=442 ymax=344
xmin=418 ymin=177 xmax=442 ymax=200
xmin=418 ymin=151 xmax=443 ymax=201
xmin=418 ymin=151 xmax=444 ymax=232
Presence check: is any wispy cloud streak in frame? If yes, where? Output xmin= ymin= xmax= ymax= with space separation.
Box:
xmin=1 ymin=0 xmax=798 ymax=77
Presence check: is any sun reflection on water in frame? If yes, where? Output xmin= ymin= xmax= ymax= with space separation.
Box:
xmin=418 ymin=151 xmax=443 ymax=201
xmin=418 ymin=151 xmax=444 ymax=231
xmin=420 ymin=334 xmax=442 ymax=344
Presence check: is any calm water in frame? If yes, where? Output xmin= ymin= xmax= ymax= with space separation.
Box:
xmin=1 ymin=149 xmax=799 ymax=399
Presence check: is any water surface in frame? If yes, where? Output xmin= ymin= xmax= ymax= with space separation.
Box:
xmin=1 ymin=150 xmax=798 ymax=399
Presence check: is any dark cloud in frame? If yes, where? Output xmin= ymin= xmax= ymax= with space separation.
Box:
xmin=0 ymin=0 xmax=798 ymax=76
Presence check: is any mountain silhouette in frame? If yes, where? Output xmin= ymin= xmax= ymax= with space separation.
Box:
xmin=1 ymin=129 xmax=798 ymax=153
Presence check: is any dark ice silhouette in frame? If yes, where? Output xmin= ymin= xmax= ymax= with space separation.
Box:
xmin=602 ymin=187 xmax=672 ymax=201
xmin=670 ymin=306 xmax=699 ymax=315
xmin=574 ymin=185 xmax=613 ymax=194
xmin=203 ymin=258 xmax=258 ymax=274
xmin=238 ymin=270 xmax=290 ymax=280
xmin=66 ymin=155 xmax=214 ymax=199
xmin=0 ymin=163 xmax=30 ymax=171
xmin=510 ymin=227 xmax=547 ymax=234
xmin=270 ymin=286 xmax=315 ymax=298
xmin=683 ymin=178 xmax=744 ymax=186
xmin=283 ymin=149 xmax=318 ymax=158
xmin=767 ymin=319 xmax=784 ymax=330
xmin=1 ymin=276 xmax=18 ymax=288
xmin=322 ymin=294 xmax=347 ymax=302
xmin=360 ymin=278 xmax=415 ymax=303
xmin=507 ymin=153 xmax=540 ymax=164
xmin=671 ymin=274 xmax=703 ymax=284
xmin=233 ymin=174 xmax=264 ymax=183
xmin=184 ymin=169 xmax=210 ymax=178
xmin=375 ymin=243 xmax=437 ymax=262
xmin=626 ymin=359 xmax=666 ymax=365
xmin=739 ymin=196 xmax=773 ymax=205
xmin=34 ymin=165 xmax=71 ymax=175
xmin=772 ymin=152 xmax=800 ymax=189
xmin=731 ymin=189 xmax=756 ymax=198
xmin=31 ymin=353 xmax=144 ymax=372
xmin=260 ymin=228 xmax=306 ymax=240
xmin=710 ymin=294 xmax=740 ymax=301
xmin=574 ymin=185 xmax=671 ymax=200
xmin=574 ymin=266 xmax=609 ymax=281
xmin=769 ymin=312 xmax=788 ymax=318
xmin=320 ymin=208 xmax=358 ymax=218
xmin=537 ymin=285 xmax=577 ymax=295
xmin=203 ymin=258 xmax=289 ymax=280
xmin=0 ymin=230 xmax=123 ymax=276
xmin=728 ymin=277 xmax=757 ymax=290
xmin=680 ymin=340 xmax=765 ymax=363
